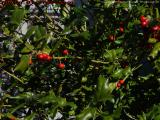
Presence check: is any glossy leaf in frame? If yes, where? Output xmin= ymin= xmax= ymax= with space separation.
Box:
xmin=71 ymin=31 xmax=90 ymax=40
xmin=76 ymin=107 xmax=97 ymax=120
xmin=105 ymin=65 xmax=115 ymax=74
xmin=103 ymin=116 xmax=113 ymax=120
xmin=103 ymin=50 xmax=116 ymax=61
xmin=150 ymin=42 xmax=160 ymax=58
xmin=14 ymin=55 xmax=30 ymax=73
xmin=37 ymin=91 xmax=57 ymax=104
xmin=104 ymin=0 xmax=114 ymax=8
xmin=96 ymin=75 xmax=114 ymax=102
xmin=104 ymin=48 xmax=123 ymax=62
xmin=155 ymin=8 xmax=159 ymax=18
xmin=9 ymin=92 xmax=34 ymax=100
xmin=112 ymin=69 xmax=123 ymax=79
xmin=21 ymin=43 xmax=34 ymax=53
xmin=123 ymin=67 xmax=132 ymax=76
xmin=10 ymin=103 xmax=25 ymax=113
xmin=148 ymin=38 xmax=157 ymax=43
xmin=22 ymin=26 xmax=36 ymax=40
xmin=11 ymin=8 xmax=27 ymax=26
xmin=24 ymin=113 xmax=36 ymax=120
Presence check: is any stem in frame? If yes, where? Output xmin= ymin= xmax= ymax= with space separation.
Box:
xmin=2 ymin=69 xmax=24 ymax=84
xmin=132 ymin=64 xmax=143 ymax=71
xmin=124 ymin=109 xmax=137 ymax=120
xmin=124 ymin=64 xmax=142 ymax=80
xmin=52 ymin=56 xmax=109 ymax=64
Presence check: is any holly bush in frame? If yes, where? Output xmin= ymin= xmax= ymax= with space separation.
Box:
xmin=0 ymin=0 xmax=160 ymax=120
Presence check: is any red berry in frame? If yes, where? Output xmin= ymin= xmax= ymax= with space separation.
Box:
xmin=47 ymin=56 xmax=52 ymax=61
xmin=116 ymin=82 xmax=121 ymax=88
xmin=119 ymin=79 xmax=125 ymax=84
xmin=140 ymin=15 xmax=147 ymax=22
xmin=108 ymin=35 xmax=115 ymax=42
xmin=42 ymin=53 xmax=49 ymax=60
xmin=57 ymin=63 xmax=65 ymax=69
xmin=141 ymin=20 xmax=149 ymax=28
xmin=151 ymin=25 xmax=160 ymax=32
xmin=119 ymin=27 xmax=124 ymax=33
xmin=37 ymin=54 xmax=44 ymax=60
xmin=37 ymin=53 xmax=50 ymax=61
xmin=62 ymin=49 xmax=69 ymax=55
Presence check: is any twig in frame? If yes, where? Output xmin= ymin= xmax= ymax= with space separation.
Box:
xmin=2 ymin=69 xmax=24 ymax=84
xmin=124 ymin=109 xmax=137 ymax=120
xmin=124 ymin=64 xmax=142 ymax=80
xmin=52 ymin=56 xmax=109 ymax=64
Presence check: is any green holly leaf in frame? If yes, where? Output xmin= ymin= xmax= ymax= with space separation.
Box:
xmin=71 ymin=31 xmax=90 ymax=40
xmin=96 ymin=75 xmax=114 ymax=102
xmin=114 ymin=39 xmax=123 ymax=45
xmin=14 ymin=55 xmax=30 ymax=73
xmin=9 ymin=92 xmax=34 ymax=100
xmin=155 ymin=8 xmax=159 ymax=18
xmin=24 ymin=113 xmax=36 ymax=120
xmin=76 ymin=107 xmax=97 ymax=120
xmin=149 ymin=42 xmax=160 ymax=58
xmin=10 ymin=103 xmax=25 ymax=113
xmin=22 ymin=26 xmax=36 ymax=41
xmin=105 ymin=65 xmax=115 ymax=74
xmin=148 ymin=38 xmax=157 ymax=43
xmin=37 ymin=91 xmax=57 ymax=104
xmin=104 ymin=48 xmax=123 ymax=62
xmin=21 ymin=43 xmax=34 ymax=53
xmin=104 ymin=0 xmax=114 ymax=8
xmin=103 ymin=116 xmax=114 ymax=120
xmin=104 ymin=50 xmax=116 ymax=61
xmin=123 ymin=67 xmax=132 ymax=76
xmin=155 ymin=114 xmax=160 ymax=120
xmin=11 ymin=7 xmax=27 ymax=26
xmin=112 ymin=69 xmax=123 ymax=79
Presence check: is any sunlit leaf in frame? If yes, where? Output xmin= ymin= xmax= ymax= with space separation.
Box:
xmin=149 ymin=42 xmax=160 ymax=58
xmin=14 ymin=55 xmax=30 ymax=73
xmin=96 ymin=75 xmax=114 ymax=102
xmin=76 ymin=107 xmax=97 ymax=120
xmin=11 ymin=7 xmax=27 ymax=26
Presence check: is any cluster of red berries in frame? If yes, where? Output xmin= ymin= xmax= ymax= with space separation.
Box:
xmin=108 ymin=21 xmax=125 ymax=42
xmin=140 ymin=15 xmax=160 ymax=41
xmin=36 ymin=49 xmax=69 ymax=69
xmin=56 ymin=49 xmax=69 ymax=69
xmin=140 ymin=15 xmax=150 ymax=28
xmin=140 ymin=15 xmax=160 ymax=31
xmin=37 ymin=53 xmax=52 ymax=62
xmin=116 ymin=79 xmax=125 ymax=88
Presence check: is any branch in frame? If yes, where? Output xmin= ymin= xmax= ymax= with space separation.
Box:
xmin=52 ymin=56 xmax=109 ymax=64
xmin=2 ymin=69 xmax=24 ymax=84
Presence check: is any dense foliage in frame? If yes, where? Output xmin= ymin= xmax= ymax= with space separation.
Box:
xmin=0 ymin=0 xmax=160 ymax=120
